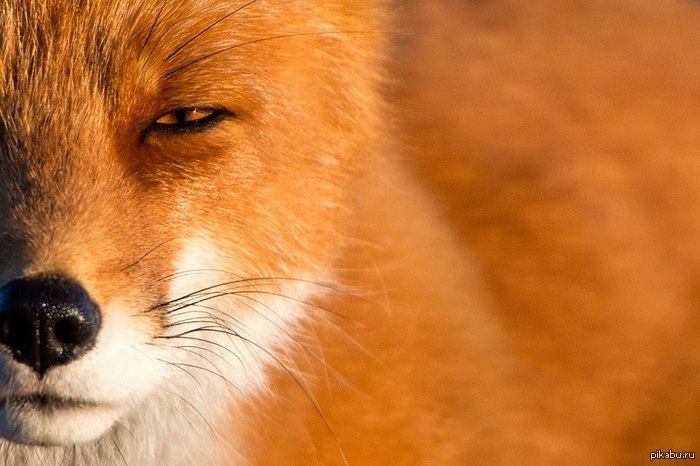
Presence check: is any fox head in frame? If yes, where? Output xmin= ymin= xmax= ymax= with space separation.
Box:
xmin=0 ymin=0 xmax=384 ymax=461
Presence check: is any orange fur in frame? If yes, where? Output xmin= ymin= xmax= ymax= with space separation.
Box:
xmin=0 ymin=0 xmax=697 ymax=464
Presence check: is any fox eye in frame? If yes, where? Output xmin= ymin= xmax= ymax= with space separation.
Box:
xmin=149 ymin=108 xmax=224 ymax=133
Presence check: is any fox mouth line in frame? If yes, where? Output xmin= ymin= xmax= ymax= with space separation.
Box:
xmin=0 ymin=393 xmax=101 ymax=412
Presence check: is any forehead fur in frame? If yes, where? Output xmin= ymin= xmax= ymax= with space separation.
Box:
xmin=0 ymin=0 xmax=385 ymax=100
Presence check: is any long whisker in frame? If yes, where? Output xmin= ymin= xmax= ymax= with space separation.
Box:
xmin=165 ymin=0 xmax=258 ymax=61
xmin=119 ymin=236 xmax=181 ymax=272
xmin=235 ymin=332 xmax=349 ymax=466
xmin=156 ymin=271 xmax=372 ymax=303
xmin=154 ymin=333 xmax=246 ymax=369
xmin=154 ymin=282 xmax=356 ymax=321
xmin=150 ymin=277 xmax=265 ymax=311
xmin=140 ymin=0 xmax=169 ymax=54
xmin=165 ymin=386 xmax=217 ymax=434
xmin=163 ymin=30 xmax=389 ymax=79
xmin=158 ymin=277 xmax=375 ymax=374
xmin=173 ymin=344 xmax=237 ymax=371
xmin=164 ymin=326 xmax=331 ymax=429
xmin=160 ymin=358 xmax=242 ymax=393
xmin=165 ymin=308 xmax=342 ymax=386
xmin=169 ymin=289 xmax=352 ymax=322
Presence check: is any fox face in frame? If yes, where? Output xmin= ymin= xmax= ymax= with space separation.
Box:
xmin=0 ymin=0 xmax=384 ymax=462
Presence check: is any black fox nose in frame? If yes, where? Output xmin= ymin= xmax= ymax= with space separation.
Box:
xmin=0 ymin=275 xmax=101 ymax=376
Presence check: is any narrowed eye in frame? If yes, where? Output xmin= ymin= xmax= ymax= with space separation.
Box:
xmin=149 ymin=108 xmax=225 ymax=133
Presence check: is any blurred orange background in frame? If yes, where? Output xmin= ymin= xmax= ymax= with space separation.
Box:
xmin=390 ymin=0 xmax=700 ymax=462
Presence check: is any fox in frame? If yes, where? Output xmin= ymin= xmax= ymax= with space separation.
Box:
xmin=0 ymin=0 xmax=699 ymax=465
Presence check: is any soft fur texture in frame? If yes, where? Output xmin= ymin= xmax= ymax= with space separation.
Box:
xmin=0 ymin=0 xmax=698 ymax=465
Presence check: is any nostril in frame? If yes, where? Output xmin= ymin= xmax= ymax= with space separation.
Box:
xmin=54 ymin=315 xmax=94 ymax=346
xmin=0 ymin=313 xmax=35 ymax=353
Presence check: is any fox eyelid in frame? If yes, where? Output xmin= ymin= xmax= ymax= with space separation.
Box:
xmin=143 ymin=107 xmax=228 ymax=136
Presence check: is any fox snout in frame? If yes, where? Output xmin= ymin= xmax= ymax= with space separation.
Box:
xmin=0 ymin=276 xmax=101 ymax=377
